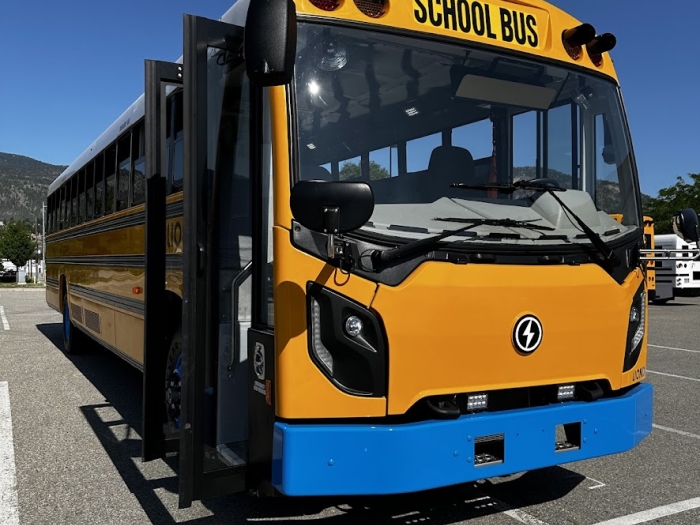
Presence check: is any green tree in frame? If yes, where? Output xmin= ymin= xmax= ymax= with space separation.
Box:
xmin=339 ymin=161 xmax=390 ymax=181
xmin=643 ymin=173 xmax=700 ymax=234
xmin=0 ymin=220 xmax=34 ymax=269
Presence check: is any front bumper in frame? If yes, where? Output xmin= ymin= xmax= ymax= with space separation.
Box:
xmin=272 ymin=382 xmax=653 ymax=496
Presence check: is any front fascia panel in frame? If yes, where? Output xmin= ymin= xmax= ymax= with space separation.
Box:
xmin=370 ymin=262 xmax=644 ymax=415
xmin=273 ymin=226 xmax=385 ymax=419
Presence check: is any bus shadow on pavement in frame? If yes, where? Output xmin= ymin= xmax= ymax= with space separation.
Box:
xmin=37 ymin=321 xmax=584 ymax=524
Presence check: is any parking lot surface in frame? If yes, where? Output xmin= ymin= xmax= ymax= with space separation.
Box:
xmin=1 ymin=288 xmax=699 ymax=524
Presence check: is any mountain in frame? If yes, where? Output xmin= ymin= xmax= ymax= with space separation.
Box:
xmin=0 ymin=153 xmax=66 ymax=223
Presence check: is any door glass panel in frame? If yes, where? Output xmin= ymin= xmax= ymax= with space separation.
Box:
xmin=204 ymin=46 xmax=252 ymax=474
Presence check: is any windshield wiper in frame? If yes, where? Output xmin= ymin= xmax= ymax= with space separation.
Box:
xmin=452 ymin=178 xmax=620 ymax=267
xmin=373 ymin=218 xmax=553 ymax=265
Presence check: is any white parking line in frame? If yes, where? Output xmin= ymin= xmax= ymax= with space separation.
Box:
xmin=504 ymin=508 xmax=549 ymax=524
xmin=649 ymin=344 xmax=700 ymax=354
xmin=653 ymin=424 xmax=700 ymax=441
xmin=0 ymin=382 xmax=19 ymax=525
xmin=0 ymin=306 xmax=9 ymax=331
xmin=647 ymin=370 xmax=700 ymax=382
xmin=591 ymin=497 xmax=700 ymax=525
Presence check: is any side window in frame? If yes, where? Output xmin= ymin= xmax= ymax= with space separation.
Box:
xmin=132 ymin=123 xmax=146 ymax=206
xmin=594 ymin=113 xmax=623 ymax=215
xmin=105 ymin=146 xmax=116 ymax=215
xmin=95 ymin=155 xmax=105 ymax=218
xmin=70 ymin=175 xmax=78 ymax=227
xmin=78 ymin=169 xmax=85 ymax=224
xmin=406 ymin=133 xmax=441 ymax=172
xmin=86 ymin=163 xmax=94 ymax=222
xmin=546 ymin=103 xmax=579 ymax=189
xmin=170 ymin=91 xmax=184 ymax=188
xmin=117 ymin=134 xmax=131 ymax=211
xmin=512 ymin=110 xmax=539 ymax=178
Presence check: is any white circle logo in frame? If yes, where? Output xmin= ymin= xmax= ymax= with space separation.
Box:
xmin=513 ymin=315 xmax=543 ymax=354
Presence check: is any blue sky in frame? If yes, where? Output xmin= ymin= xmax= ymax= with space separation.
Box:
xmin=0 ymin=0 xmax=697 ymax=198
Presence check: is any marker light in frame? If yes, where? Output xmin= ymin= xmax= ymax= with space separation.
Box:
xmin=310 ymin=297 xmax=334 ymax=373
xmin=561 ymin=23 xmax=596 ymax=60
xmin=353 ymin=0 xmax=387 ymax=18
xmin=629 ymin=306 xmax=640 ymax=323
xmin=557 ymin=384 xmax=575 ymax=401
xmin=630 ymin=291 xmax=646 ymax=350
xmin=587 ymin=33 xmax=616 ymax=67
xmin=467 ymin=393 xmax=488 ymax=411
xmin=309 ymin=0 xmax=341 ymax=11
xmin=345 ymin=316 xmax=363 ymax=337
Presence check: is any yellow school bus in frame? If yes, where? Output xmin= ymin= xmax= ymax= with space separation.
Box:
xmin=644 ymin=217 xmax=656 ymax=299
xmin=45 ymin=0 xmax=700 ymax=507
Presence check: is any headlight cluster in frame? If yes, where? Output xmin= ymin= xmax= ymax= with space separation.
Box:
xmin=306 ymin=283 xmax=387 ymax=397
xmin=623 ymin=283 xmax=646 ymax=372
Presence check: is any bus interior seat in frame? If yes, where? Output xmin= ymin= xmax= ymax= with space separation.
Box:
xmin=419 ymin=145 xmax=484 ymax=202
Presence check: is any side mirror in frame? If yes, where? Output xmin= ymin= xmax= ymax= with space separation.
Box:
xmin=290 ymin=180 xmax=375 ymax=235
xmin=244 ymin=0 xmax=297 ymax=87
xmin=673 ymin=208 xmax=700 ymax=243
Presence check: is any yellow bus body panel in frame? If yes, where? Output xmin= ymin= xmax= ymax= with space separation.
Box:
xmin=273 ymin=226 xmax=387 ymax=418
xmin=371 ymin=263 xmax=645 ymax=414
xmin=295 ymin=0 xmax=619 ymax=82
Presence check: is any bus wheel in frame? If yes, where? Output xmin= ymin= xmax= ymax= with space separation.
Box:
xmin=62 ymin=294 xmax=82 ymax=354
xmin=165 ymin=326 xmax=183 ymax=431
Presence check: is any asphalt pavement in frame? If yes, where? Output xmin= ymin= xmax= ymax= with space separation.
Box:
xmin=1 ymin=288 xmax=699 ymax=524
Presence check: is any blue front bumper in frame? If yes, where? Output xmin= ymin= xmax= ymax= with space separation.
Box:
xmin=272 ymin=382 xmax=653 ymax=496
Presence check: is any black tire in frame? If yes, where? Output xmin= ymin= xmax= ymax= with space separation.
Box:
xmin=62 ymin=293 xmax=84 ymax=354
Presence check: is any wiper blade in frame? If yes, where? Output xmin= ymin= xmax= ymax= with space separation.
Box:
xmin=451 ymin=177 xmax=567 ymax=194
xmin=434 ymin=217 xmax=555 ymax=231
xmin=453 ymin=178 xmax=620 ymax=267
xmin=373 ymin=218 xmax=553 ymax=265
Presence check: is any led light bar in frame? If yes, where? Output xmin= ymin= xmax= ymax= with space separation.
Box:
xmin=467 ymin=393 xmax=488 ymax=411
xmin=557 ymin=384 xmax=575 ymax=401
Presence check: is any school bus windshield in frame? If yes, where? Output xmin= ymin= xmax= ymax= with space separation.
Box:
xmin=295 ymin=22 xmax=640 ymax=249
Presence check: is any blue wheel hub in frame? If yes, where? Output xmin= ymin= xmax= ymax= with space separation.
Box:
xmin=63 ymin=298 xmax=70 ymax=342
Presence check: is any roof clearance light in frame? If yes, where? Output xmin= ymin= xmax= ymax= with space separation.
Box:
xmin=353 ymin=0 xmax=388 ymax=18
xmin=561 ymin=23 xmax=596 ymax=61
xmin=586 ymin=33 xmax=617 ymax=67
xmin=309 ymin=0 xmax=341 ymax=11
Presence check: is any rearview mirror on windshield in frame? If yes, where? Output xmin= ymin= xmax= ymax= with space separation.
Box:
xmin=290 ymin=180 xmax=374 ymax=234
xmin=673 ymin=209 xmax=700 ymax=243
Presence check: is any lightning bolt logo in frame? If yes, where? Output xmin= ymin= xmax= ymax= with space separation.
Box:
xmin=522 ymin=320 xmax=535 ymax=349
xmin=514 ymin=315 xmax=542 ymax=353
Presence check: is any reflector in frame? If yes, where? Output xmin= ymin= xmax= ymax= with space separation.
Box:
xmin=309 ymin=0 xmax=341 ymax=11
xmin=354 ymin=0 xmax=387 ymax=18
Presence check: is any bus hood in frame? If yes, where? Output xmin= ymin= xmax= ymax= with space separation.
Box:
xmin=370 ymin=262 xmax=645 ymax=415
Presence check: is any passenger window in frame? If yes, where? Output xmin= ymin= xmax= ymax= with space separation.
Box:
xmin=546 ymin=103 xmax=578 ymax=189
xmin=452 ymin=119 xmax=492 ymax=161
xmin=406 ymin=133 xmax=441 ymax=172
xmin=117 ymin=135 xmax=131 ymax=211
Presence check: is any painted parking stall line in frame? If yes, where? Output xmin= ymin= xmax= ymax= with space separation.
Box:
xmin=0 ymin=382 xmax=20 ymax=525
xmin=591 ymin=497 xmax=700 ymax=525
xmin=653 ymin=424 xmax=700 ymax=441
xmin=647 ymin=370 xmax=700 ymax=382
xmin=649 ymin=344 xmax=700 ymax=354
xmin=0 ymin=306 xmax=9 ymax=331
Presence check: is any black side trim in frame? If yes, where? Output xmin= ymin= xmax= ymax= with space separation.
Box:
xmin=166 ymin=254 xmax=183 ymax=269
xmin=69 ymin=283 xmax=145 ymax=316
xmin=46 ymin=277 xmax=60 ymax=288
xmin=247 ymin=329 xmax=275 ymax=490
xmin=47 ymin=255 xmax=146 ymax=268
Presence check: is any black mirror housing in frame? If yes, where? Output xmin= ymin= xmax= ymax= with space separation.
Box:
xmin=673 ymin=208 xmax=700 ymax=243
xmin=244 ymin=0 xmax=297 ymax=87
xmin=290 ymin=180 xmax=375 ymax=234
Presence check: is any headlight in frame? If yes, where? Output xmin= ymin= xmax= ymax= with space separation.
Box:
xmin=306 ymin=283 xmax=387 ymax=397
xmin=623 ymin=283 xmax=646 ymax=372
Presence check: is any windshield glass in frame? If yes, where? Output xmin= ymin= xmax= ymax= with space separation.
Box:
xmin=293 ymin=22 xmax=640 ymax=247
